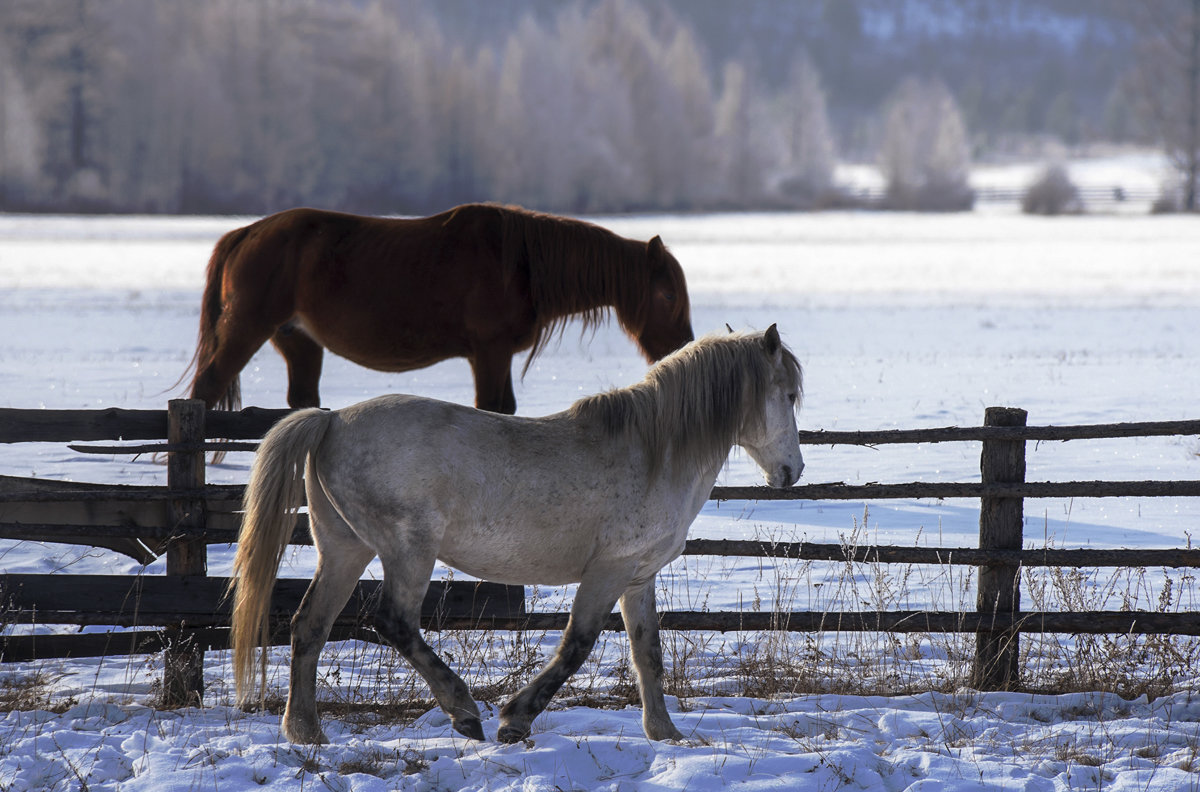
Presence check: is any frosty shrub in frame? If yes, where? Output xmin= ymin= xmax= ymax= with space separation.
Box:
xmin=1149 ymin=177 xmax=1194 ymax=214
xmin=1151 ymin=191 xmax=1182 ymax=214
xmin=878 ymin=76 xmax=975 ymax=211
xmin=1021 ymin=164 xmax=1082 ymax=215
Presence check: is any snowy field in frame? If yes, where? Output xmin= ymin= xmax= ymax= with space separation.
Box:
xmin=2 ymin=192 xmax=1200 ymax=789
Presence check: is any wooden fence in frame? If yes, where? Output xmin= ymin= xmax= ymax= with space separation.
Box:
xmin=846 ymin=184 xmax=1160 ymax=211
xmin=2 ymin=401 xmax=1199 ymax=705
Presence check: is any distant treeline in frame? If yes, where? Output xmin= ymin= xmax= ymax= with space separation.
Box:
xmin=0 ymin=0 xmax=1140 ymax=215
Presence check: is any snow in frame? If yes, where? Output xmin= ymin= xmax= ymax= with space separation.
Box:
xmin=2 ymin=184 xmax=1200 ymax=789
xmin=4 ymin=691 xmax=1200 ymax=790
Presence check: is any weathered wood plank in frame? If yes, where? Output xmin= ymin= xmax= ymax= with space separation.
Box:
xmin=0 ymin=477 xmax=243 ymax=505
xmin=797 ymin=419 xmax=1200 ymax=446
xmin=0 ymin=574 xmax=526 ymax=629
xmin=0 ymin=626 xmax=377 ymax=662
xmin=681 ymin=540 xmax=1200 ymax=568
xmin=7 ymin=572 xmax=1192 ymax=638
xmin=429 ymin=610 xmax=1200 ymax=636
xmin=7 ymin=477 xmax=1199 ymax=509
xmin=162 ymin=399 xmax=208 ymax=706
xmin=974 ymin=406 xmax=1026 ymax=690
xmin=0 ymin=407 xmax=295 ymax=444
xmin=0 ymin=513 xmax=244 ymax=543
xmin=70 ymin=441 xmax=261 ymax=455
xmin=711 ymin=480 xmax=1200 ymax=501
xmin=0 ymin=408 xmax=168 ymax=443
xmin=8 ymin=610 xmax=1200 ymax=663
xmin=6 ymin=406 xmax=1197 ymax=447
xmin=65 ymin=418 xmax=1200 ymax=456
xmin=203 ymin=407 xmax=295 ymax=439
xmin=6 ymin=522 xmax=1200 ymax=571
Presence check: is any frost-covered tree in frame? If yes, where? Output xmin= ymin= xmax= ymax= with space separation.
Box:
xmin=714 ymin=61 xmax=772 ymax=206
xmin=777 ymin=53 xmax=837 ymax=207
xmin=346 ymin=2 xmax=440 ymax=212
xmin=493 ymin=16 xmax=579 ymax=208
xmin=562 ymin=9 xmax=639 ymax=211
xmin=1 ymin=0 xmax=112 ymax=208
xmin=489 ymin=0 xmax=725 ymax=212
xmin=0 ymin=47 xmax=42 ymax=207
xmin=879 ymin=76 xmax=974 ymax=211
xmin=492 ymin=6 xmax=644 ymax=212
xmin=0 ymin=0 xmax=838 ymax=214
xmin=429 ymin=46 xmax=496 ymax=209
xmin=1130 ymin=0 xmax=1200 ymax=210
xmin=581 ymin=0 xmax=690 ymax=208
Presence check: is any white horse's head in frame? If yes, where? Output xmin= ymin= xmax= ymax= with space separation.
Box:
xmin=739 ymin=324 xmax=804 ymax=488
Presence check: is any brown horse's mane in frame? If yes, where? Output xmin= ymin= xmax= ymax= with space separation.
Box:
xmin=491 ymin=205 xmax=671 ymax=371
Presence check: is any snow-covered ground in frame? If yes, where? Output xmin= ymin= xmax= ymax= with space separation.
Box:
xmin=2 ymin=182 xmax=1200 ymax=789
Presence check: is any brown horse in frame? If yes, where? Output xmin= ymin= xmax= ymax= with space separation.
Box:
xmin=186 ymin=204 xmax=693 ymax=413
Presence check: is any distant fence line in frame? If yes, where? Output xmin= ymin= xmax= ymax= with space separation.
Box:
xmin=847 ymin=184 xmax=1159 ymax=209
xmin=1 ymin=402 xmax=1199 ymax=703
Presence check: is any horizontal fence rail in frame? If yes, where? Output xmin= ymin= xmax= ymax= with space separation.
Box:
xmin=2 ymin=403 xmax=1199 ymax=698
xmin=6 ymin=512 xmax=1200 ymax=569
xmin=795 ymin=419 xmax=1200 ymax=445
xmin=7 ymin=479 xmax=1200 ymax=506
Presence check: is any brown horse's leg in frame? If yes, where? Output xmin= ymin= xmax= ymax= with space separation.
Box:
xmin=192 ymin=326 xmax=274 ymax=410
xmin=271 ymin=324 xmax=325 ymax=408
xmin=469 ymin=349 xmax=517 ymax=414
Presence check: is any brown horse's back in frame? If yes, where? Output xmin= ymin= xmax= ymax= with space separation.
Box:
xmin=188 ymin=204 xmax=693 ymax=413
xmin=251 ymin=207 xmax=534 ymax=370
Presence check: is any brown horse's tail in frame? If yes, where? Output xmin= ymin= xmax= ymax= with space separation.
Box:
xmin=228 ymin=407 xmax=332 ymax=708
xmin=183 ymin=225 xmax=252 ymax=410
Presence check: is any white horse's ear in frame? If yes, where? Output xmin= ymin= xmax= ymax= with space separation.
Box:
xmin=725 ymin=323 xmax=734 ymax=334
xmin=761 ymin=323 xmax=781 ymax=359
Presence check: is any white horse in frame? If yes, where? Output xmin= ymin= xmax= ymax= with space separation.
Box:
xmin=229 ymin=325 xmax=803 ymax=745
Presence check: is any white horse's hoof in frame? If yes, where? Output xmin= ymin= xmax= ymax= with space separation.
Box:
xmin=496 ymin=722 xmax=531 ymax=744
xmin=453 ymin=717 xmax=485 ymax=741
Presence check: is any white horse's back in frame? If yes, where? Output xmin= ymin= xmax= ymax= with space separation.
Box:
xmin=311 ymin=393 xmax=704 ymax=586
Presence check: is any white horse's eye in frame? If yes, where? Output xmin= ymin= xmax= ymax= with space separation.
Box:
xmin=787 ymin=393 xmax=797 ymax=404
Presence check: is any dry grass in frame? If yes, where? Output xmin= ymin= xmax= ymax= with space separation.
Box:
xmin=0 ymin=671 xmax=77 ymax=714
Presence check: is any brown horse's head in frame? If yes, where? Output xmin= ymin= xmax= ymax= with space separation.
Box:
xmin=623 ymin=236 xmax=694 ymax=362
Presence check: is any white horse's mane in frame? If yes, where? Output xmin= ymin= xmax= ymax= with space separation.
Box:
xmin=568 ymin=330 xmax=802 ymax=476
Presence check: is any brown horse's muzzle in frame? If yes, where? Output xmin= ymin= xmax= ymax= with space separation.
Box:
xmin=639 ymin=324 xmax=694 ymax=362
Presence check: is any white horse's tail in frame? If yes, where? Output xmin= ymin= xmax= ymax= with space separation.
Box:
xmin=229 ymin=408 xmax=333 ymax=708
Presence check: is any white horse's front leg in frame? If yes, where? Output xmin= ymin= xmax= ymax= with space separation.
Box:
xmin=619 ymin=578 xmax=684 ymax=741
xmin=497 ymin=570 xmax=628 ymax=743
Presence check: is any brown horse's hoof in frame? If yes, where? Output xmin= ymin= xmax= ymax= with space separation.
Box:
xmin=495 ymin=723 xmax=530 ymax=744
xmin=453 ymin=717 xmax=485 ymax=742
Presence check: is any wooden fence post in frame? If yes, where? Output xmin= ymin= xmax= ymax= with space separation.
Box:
xmin=972 ymin=406 xmax=1027 ymax=690
xmin=162 ymin=398 xmax=207 ymax=706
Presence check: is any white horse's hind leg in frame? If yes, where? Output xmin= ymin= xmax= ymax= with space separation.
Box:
xmin=373 ymin=550 xmax=484 ymax=741
xmin=282 ymin=539 xmax=374 ymax=744
xmin=497 ymin=568 xmax=629 ymax=743
xmin=619 ymin=578 xmax=684 ymax=741
xmin=281 ymin=476 xmax=375 ymax=744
